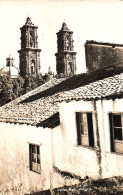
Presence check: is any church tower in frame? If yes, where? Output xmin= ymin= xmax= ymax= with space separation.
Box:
xmin=55 ymin=22 xmax=76 ymax=76
xmin=6 ymin=56 xmax=14 ymax=67
xmin=18 ymin=17 xmax=41 ymax=77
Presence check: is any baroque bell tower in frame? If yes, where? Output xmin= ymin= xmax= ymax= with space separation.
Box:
xmin=18 ymin=17 xmax=41 ymax=77
xmin=55 ymin=22 xmax=76 ymax=76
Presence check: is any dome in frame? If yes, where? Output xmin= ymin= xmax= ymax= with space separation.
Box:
xmin=0 ymin=66 xmax=19 ymax=78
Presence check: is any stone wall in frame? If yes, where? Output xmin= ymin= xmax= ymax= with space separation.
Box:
xmin=85 ymin=41 xmax=123 ymax=72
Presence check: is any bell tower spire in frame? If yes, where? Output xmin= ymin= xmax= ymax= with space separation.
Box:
xmin=18 ymin=17 xmax=41 ymax=77
xmin=55 ymin=22 xmax=77 ymax=76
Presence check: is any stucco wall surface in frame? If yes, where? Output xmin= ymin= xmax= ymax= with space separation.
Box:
xmin=54 ymin=100 xmax=100 ymax=180
xmin=0 ymin=123 xmax=53 ymax=193
xmin=96 ymin=99 xmax=123 ymax=178
xmin=55 ymin=99 xmax=123 ymax=180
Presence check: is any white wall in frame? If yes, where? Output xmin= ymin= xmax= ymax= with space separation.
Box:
xmin=53 ymin=100 xmax=100 ymax=179
xmin=0 ymin=98 xmax=123 ymax=193
xmin=96 ymin=99 xmax=123 ymax=178
xmin=54 ymin=99 xmax=123 ymax=180
xmin=0 ymin=122 xmax=53 ymax=193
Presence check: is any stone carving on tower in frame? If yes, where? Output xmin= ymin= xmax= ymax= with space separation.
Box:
xmin=18 ymin=17 xmax=41 ymax=77
xmin=55 ymin=22 xmax=77 ymax=76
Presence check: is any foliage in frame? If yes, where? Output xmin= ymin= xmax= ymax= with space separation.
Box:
xmin=0 ymin=75 xmax=24 ymax=106
xmin=23 ymin=73 xmax=45 ymax=93
xmin=40 ymin=176 xmax=123 ymax=195
xmin=0 ymin=73 xmax=51 ymax=106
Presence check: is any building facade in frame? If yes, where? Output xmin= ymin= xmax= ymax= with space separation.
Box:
xmin=18 ymin=17 xmax=41 ymax=77
xmin=55 ymin=22 xmax=76 ymax=76
xmin=0 ymin=71 xmax=122 ymax=193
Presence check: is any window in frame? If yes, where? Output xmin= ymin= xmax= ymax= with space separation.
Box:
xmin=31 ymin=60 xmax=35 ymax=74
xmin=29 ymin=144 xmax=41 ymax=173
xmin=109 ymin=113 xmax=123 ymax=154
xmin=76 ymin=112 xmax=94 ymax=147
xmin=67 ymin=62 xmax=72 ymax=74
xmin=66 ymin=37 xmax=70 ymax=50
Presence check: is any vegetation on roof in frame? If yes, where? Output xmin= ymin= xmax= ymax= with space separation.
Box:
xmin=21 ymin=66 xmax=123 ymax=103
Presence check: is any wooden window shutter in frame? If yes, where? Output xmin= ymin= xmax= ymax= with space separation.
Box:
xmin=76 ymin=112 xmax=81 ymax=145
xmin=109 ymin=113 xmax=114 ymax=152
xmin=87 ymin=113 xmax=94 ymax=147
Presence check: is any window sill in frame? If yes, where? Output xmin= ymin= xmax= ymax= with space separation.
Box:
xmin=110 ymin=152 xmax=123 ymax=156
xmin=107 ymin=151 xmax=123 ymax=156
xmin=74 ymin=144 xmax=96 ymax=151
xmin=114 ymin=140 xmax=123 ymax=143
xmin=29 ymin=169 xmax=41 ymax=175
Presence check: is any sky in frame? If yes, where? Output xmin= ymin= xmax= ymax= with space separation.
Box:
xmin=0 ymin=0 xmax=123 ymax=74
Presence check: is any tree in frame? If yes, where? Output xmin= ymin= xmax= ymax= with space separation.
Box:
xmin=0 ymin=75 xmax=24 ymax=106
xmin=0 ymin=73 xmax=50 ymax=106
xmin=23 ymin=73 xmax=45 ymax=93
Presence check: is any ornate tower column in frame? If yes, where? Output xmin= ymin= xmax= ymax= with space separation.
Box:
xmin=55 ymin=22 xmax=77 ymax=76
xmin=18 ymin=17 xmax=41 ymax=77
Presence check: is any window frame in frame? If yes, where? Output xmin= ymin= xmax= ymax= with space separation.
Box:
xmin=29 ymin=144 xmax=41 ymax=174
xmin=109 ymin=113 xmax=123 ymax=154
xmin=76 ymin=112 xmax=94 ymax=148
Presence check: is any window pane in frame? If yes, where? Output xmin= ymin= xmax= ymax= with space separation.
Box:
xmin=37 ymin=155 xmax=40 ymax=164
xmin=80 ymin=113 xmax=87 ymax=123
xmin=81 ymin=135 xmax=89 ymax=146
xmin=32 ymin=145 xmax=36 ymax=153
xmin=80 ymin=123 xmax=88 ymax=135
xmin=114 ymin=128 xmax=122 ymax=140
xmin=37 ymin=146 xmax=40 ymax=154
xmin=32 ymin=154 xmax=36 ymax=163
xmin=113 ymin=115 xmax=121 ymax=127
xmin=37 ymin=164 xmax=41 ymax=172
xmin=32 ymin=162 xmax=37 ymax=171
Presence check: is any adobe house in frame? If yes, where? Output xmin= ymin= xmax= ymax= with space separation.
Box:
xmin=0 ymin=18 xmax=123 ymax=193
xmin=0 ymin=66 xmax=122 ymax=193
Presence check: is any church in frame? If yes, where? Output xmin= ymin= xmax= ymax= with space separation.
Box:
xmin=0 ymin=56 xmax=19 ymax=78
xmin=55 ymin=21 xmax=76 ymax=76
xmin=0 ymin=17 xmax=77 ymax=79
xmin=18 ymin=17 xmax=77 ymax=77
xmin=18 ymin=17 xmax=41 ymax=77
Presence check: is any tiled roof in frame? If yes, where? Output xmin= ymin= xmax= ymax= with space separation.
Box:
xmin=36 ymin=112 xmax=60 ymax=128
xmin=0 ymin=72 xmax=122 ymax=127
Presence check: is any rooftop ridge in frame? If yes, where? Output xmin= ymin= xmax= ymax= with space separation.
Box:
xmin=0 ymin=77 xmax=65 ymax=111
xmin=43 ymin=72 xmax=123 ymax=104
xmin=0 ymin=72 xmax=122 ymax=126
